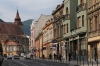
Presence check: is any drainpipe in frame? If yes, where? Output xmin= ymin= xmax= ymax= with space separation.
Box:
xmin=86 ymin=0 xmax=88 ymax=61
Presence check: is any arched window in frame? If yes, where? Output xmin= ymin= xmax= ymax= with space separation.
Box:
xmin=66 ymin=7 xmax=69 ymax=18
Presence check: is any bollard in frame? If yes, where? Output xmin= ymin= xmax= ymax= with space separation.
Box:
xmin=83 ymin=57 xmax=84 ymax=66
xmin=77 ymin=58 xmax=78 ymax=65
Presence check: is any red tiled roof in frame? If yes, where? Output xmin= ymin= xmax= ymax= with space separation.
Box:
xmin=0 ymin=22 xmax=24 ymax=35
xmin=5 ymin=39 xmax=23 ymax=46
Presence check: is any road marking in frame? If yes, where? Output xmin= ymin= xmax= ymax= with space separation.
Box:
xmin=13 ymin=60 xmax=28 ymax=66
xmin=34 ymin=62 xmax=38 ymax=63
xmin=34 ymin=61 xmax=53 ymax=66
xmin=41 ymin=63 xmax=49 ymax=66
xmin=14 ymin=64 xmax=18 ymax=66
xmin=8 ymin=64 xmax=11 ymax=66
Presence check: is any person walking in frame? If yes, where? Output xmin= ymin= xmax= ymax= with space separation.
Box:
xmin=49 ymin=54 xmax=52 ymax=59
xmin=54 ymin=53 xmax=56 ymax=60
xmin=59 ymin=54 xmax=62 ymax=62
xmin=69 ymin=53 xmax=72 ymax=61
xmin=0 ymin=52 xmax=3 ymax=66
xmin=30 ymin=54 xmax=33 ymax=59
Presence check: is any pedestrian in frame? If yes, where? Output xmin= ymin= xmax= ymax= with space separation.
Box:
xmin=42 ymin=54 xmax=45 ymax=59
xmin=69 ymin=53 xmax=72 ymax=61
xmin=54 ymin=53 xmax=56 ymax=60
xmin=59 ymin=54 xmax=62 ymax=62
xmin=0 ymin=52 xmax=3 ymax=66
xmin=49 ymin=54 xmax=52 ymax=59
xmin=30 ymin=54 xmax=33 ymax=59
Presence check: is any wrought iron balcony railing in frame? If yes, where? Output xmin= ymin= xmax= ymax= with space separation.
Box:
xmin=63 ymin=14 xmax=70 ymax=20
xmin=76 ymin=3 xmax=87 ymax=12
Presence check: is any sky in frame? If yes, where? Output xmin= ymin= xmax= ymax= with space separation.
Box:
xmin=0 ymin=0 xmax=63 ymax=22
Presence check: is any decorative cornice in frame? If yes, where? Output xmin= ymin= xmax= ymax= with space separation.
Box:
xmin=52 ymin=3 xmax=64 ymax=15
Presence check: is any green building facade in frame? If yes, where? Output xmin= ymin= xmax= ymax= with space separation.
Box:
xmin=63 ymin=0 xmax=88 ymax=62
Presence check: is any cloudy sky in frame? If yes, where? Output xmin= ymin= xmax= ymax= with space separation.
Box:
xmin=0 ymin=0 xmax=63 ymax=22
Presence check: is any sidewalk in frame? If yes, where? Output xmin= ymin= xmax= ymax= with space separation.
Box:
xmin=33 ymin=57 xmax=100 ymax=66
xmin=67 ymin=59 xmax=100 ymax=66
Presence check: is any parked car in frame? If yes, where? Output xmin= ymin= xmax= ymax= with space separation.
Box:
xmin=13 ymin=55 xmax=20 ymax=59
xmin=7 ymin=55 xmax=13 ymax=59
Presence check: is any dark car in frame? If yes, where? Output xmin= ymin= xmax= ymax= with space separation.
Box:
xmin=7 ymin=55 xmax=13 ymax=59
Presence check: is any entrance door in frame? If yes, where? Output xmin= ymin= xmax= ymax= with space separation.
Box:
xmin=71 ymin=40 xmax=77 ymax=60
xmin=91 ymin=44 xmax=98 ymax=61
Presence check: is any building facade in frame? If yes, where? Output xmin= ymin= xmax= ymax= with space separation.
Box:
xmin=30 ymin=20 xmax=36 ymax=54
xmin=88 ymin=0 xmax=100 ymax=60
xmin=34 ymin=14 xmax=52 ymax=58
xmin=52 ymin=1 xmax=65 ymax=59
xmin=63 ymin=0 xmax=88 ymax=62
xmin=42 ymin=19 xmax=54 ymax=58
xmin=0 ymin=10 xmax=29 ymax=56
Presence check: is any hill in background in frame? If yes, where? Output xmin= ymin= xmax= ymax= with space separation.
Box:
xmin=22 ymin=19 xmax=33 ymax=36
xmin=0 ymin=19 xmax=4 ymax=22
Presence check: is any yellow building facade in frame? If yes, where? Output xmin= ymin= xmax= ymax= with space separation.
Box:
xmin=42 ymin=19 xmax=54 ymax=59
xmin=88 ymin=0 xmax=100 ymax=59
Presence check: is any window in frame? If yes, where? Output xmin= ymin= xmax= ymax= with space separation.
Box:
xmin=89 ymin=0 xmax=92 ymax=6
xmin=95 ymin=0 xmax=98 ymax=3
xmin=80 ymin=0 xmax=84 ymax=9
xmin=82 ymin=15 xmax=84 ymax=27
xmin=54 ymin=29 xmax=57 ymax=39
xmin=12 ymin=46 xmax=14 ymax=51
xmin=90 ymin=19 xmax=92 ymax=31
xmin=66 ymin=7 xmax=68 ymax=18
xmin=63 ymin=25 xmax=65 ymax=34
xmin=64 ymin=24 xmax=67 ymax=34
xmin=95 ymin=16 xmax=98 ymax=30
xmin=14 ymin=46 xmax=16 ymax=51
xmin=67 ymin=24 xmax=68 ymax=33
xmin=78 ymin=17 xmax=81 ymax=28
xmin=60 ymin=25 xmax=63 ymax=36
xmin=57 ymin=25 xmax=60 ymax=37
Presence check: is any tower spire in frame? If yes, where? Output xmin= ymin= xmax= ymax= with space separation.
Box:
xmin=14 ymin=8 xmax=23 ymax=26
xmin=17 ymin=7 xmax=18 ymax=13
xmin=15 ymin=7 xmax=20 ymax=20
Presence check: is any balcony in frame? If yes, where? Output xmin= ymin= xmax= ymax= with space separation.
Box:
xmin=76 ymin=3 xmax=87 ymax=12
xmin=88 ymin=2 xmax=100 ymax=14
xmin=88 ymin=29 xmax=100 ymax=38
xmin=54 ymin=15 xmax=63 ymax=22
xmin=63 ymin=14 xmax=70 ymax=20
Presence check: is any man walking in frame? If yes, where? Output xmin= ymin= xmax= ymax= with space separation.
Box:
xmin=69 ymin=53 xmax=72 ymax=61
xmin=0 ymin=52 xmax=3 ymax=66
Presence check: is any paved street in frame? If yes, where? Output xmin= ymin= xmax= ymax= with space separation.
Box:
xmin=1 ymin=58 xmax=71 ymax=66
xmin=2 ymin=57 xmax=100 ymax=66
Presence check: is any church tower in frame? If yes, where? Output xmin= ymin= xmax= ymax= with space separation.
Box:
xmin=14 ymin=9 xmax=23 ymax=30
